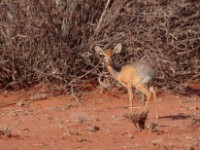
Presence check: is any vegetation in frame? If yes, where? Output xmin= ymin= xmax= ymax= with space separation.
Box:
xmin=0 ymin=0 xmax=199 ymax=93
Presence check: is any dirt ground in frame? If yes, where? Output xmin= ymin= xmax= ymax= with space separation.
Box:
xmin=0 ymin=84 xmax=200 ymax=150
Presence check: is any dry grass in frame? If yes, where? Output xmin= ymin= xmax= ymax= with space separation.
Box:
xmin=0 ymin=0 xmax=199 ymax=94
xmin=123 ymin=111 xmax=149 ymax=130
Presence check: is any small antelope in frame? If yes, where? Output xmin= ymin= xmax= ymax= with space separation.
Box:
xmin=95 ymin=43 xmax=158 ymax=122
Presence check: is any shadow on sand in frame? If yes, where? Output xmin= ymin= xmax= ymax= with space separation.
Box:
xmin=159 ymin=113 xmax=191 ymax=120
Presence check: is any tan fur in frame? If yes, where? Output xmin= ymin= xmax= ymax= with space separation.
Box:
xmin=104 ymin=49 xmax=113 ymax=57
xmin=95 ymin=44 xmax=159 ymax=122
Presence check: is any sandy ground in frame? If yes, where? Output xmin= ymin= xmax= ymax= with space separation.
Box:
xmin=0 ymin=84 xmax=200 ymax=150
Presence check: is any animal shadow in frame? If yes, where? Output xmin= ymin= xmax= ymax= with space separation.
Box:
xmin=160 ymin=113 xmax=191 ymax=120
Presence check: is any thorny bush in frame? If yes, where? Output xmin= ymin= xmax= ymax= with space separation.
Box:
xmin=0 ymin=0 xmax=199 ymax=94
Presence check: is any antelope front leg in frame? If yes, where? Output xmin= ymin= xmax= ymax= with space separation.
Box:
xmin=127 ymin=87 xmax=133 ymax=112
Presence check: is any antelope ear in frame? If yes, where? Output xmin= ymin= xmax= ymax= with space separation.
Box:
xmin=113 ymin=43 xmax=122 ymax=53
xmin=94 ymin=46 xmax=104 ymax=55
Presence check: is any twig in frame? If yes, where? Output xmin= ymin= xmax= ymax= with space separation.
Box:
xmin=95 ymin=0 xmax=111 ymax=33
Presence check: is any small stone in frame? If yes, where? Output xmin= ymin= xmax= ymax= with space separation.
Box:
xmin=23 ymin=111 xmax=29 ymax=115
xmin=12 ymin=113 xmax=18 ymax=117
xmin=22 ymin=128 xmax=30 ymax=132
xmin=147 ymin=122 xmax=159 ymax=132
xmin=88 ymin=125 xmax=100 ymax=132
xmin=128 ymin=134 xmax=134 ymax=139
xmin=186 ymin=146 xmax=195 ymax=150
xmin=77 ymin=138 xmax=88 ymax=142
xmin=16 ymin=101 xmax=26 ymax=106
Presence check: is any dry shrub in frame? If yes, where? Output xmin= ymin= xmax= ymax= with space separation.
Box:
xmin=0 ymin=125 xmax=12 ymax=138
xmin=123 ymin=111 xmax=149 ymax=130
xmin=0 ymin=0 xmax=199 ymax=93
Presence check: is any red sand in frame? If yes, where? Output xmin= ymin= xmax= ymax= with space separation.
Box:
xmin=0 ymin=85 xmax=199 ymax=150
